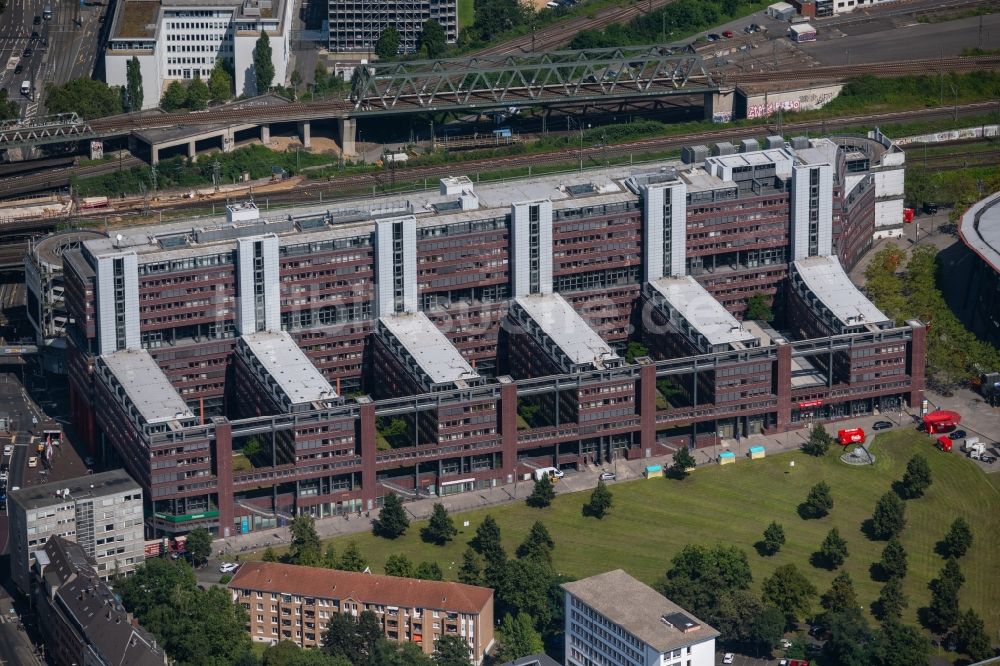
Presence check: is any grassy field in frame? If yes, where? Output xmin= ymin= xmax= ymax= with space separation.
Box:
xmin=457 ymin=0 xmax=474 ymax=31
xmin=312 ymin=431 xmax=999 ymax=635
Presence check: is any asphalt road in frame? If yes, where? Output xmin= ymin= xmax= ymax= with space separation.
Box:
xmin=0 ymin=0 xmax=106 ymax=123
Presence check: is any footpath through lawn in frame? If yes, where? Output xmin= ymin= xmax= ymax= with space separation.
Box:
xmin=316 ymin=430 xmax=999 ymax=635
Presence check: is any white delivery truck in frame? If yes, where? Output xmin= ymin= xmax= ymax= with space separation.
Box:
xmin=20 ymin=80 xmax=31 ymax=96
xmin=532 ymin=466 xmax=564 ymax=482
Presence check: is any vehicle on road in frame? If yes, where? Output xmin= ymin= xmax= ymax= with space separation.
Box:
xmin=599 ymin=471 xmax=616 ymax=481
xmin=949 ymin=430 xmax=967 ymax=440
xmin=27 ymin=456 xmax=38 ymax=468
xmin=3 ymin=444 xmax=12 ymax=456
xmin=706 ymin=33 xmax=721 ymax=41
xmin=14 ymin=64 xmax=22 ymax=74
xmin=936 ymin=436 xmax=953 ymax=453
xmin=723 ymin=654 xmax=734 ymax=664
xmin=22 ymin=47 xmax=33 ymax=58
xmin=33 ymin=15 xmax=41 ymax=24
xmin=779 ymin=638 xmax=793 ymax=649
xmin=981 ymin=455 xmax=996 ymax=464
xmin=219 ymin=562 xmax=239 ymax=573
xmin=30 ymin=31 xmax=39 ymax=39
xmin=872 ymin=420 xmax=893 ymax=431
xmin=722 ymin=30 xmax=734 ymax=38
xmin=923 ymin=202 xmax=939 ymax=214
xmin=98 ymin=14 xmax=106 ymax=21
xmin=43 ymin=5 xmax=53 ymax=19
xmin=0 ymin=462 xmax=8 ymax=473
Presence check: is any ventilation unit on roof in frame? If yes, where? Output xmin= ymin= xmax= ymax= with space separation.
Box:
xmin=661 ymin=612 xmax=700 ymax=633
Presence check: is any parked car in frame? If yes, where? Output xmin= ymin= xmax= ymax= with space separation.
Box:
xmin=872 ymin=420 xmax=893 ymax=431
xmin=981 ymin=455 xmax=996 ymax=464
xmin=0 ymin=462 xmax=8 ymax=473
xmin=219 ymin=562 xmax=239 ymax=573
xmin=923 ymin=202 xmax=939 ymax=214
xmin=599 ymin=471 xmax=616 ymax=481
xmin=723 ymin=654 xmax=735 ymax=664
xmin=13 ymin=64 xmax=22 ymax=74
xmin=27 ymin=456 xmax=38 ymax=468
xmin=3 ymin=444 xmax=13 ymax=457
xmin=33 ymin=15 xmax=42 ymax=24
xmin=706 ymin=33 xmax=721 ymax=41
xmin=948 ymin=429 xmax=967 ymax=440
xmin=779 ymin=638 xmax=794 ymax=649
xmin=22 ymin=47 xmax=33 ymax=58
xmin=30 ymin=31 xmax=39 ymax=39
xmin=722 ymin=30 xmax=734 ymax=38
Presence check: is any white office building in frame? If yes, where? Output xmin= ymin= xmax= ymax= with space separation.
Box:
xmin=105 ymin=0 xmax=293 ymax=110
xmin=8 ymin=470 xmax=145 ymax=595
xmin=563 ymin=570 xmax=719 ymax=666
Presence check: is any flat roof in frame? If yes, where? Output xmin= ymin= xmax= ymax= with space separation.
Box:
xmin=648 ymin=276 xmax=759 ymax=349
xmin=562 ymin=570 xmax=719 ymax=654
xmin=514 ymin=293 xmax=618 ymax=370
xmin=959 ymin=192 xmax=1000 ymax=275
xmin=10 ymin=470 xmax=140 ymax=510
xmin=705 ymin=148 xmax=792 ymax=170
xmin=240 ymin=331 xmax=337 ymax=405
xmin=378 ymin=312 xmax=478 ymax=387
xmin=99 ymin=349 xmax=193 ymax=425
xmin=792 ymin=255 xmax=890 ymax=328
xmin=116 ymin=0 xmax=160 ymax=38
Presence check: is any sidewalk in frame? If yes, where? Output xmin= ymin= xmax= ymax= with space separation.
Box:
xmin=212 ymin=408 xmax=915 ymax=558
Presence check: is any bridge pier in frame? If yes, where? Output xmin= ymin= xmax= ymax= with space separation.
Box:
xmin=298 ymin=121 xmax=311 ymax=149
xmin=187 ymin=140 xmax=197 ymax=162
xmin=338 ymin=117 xmax=356 ymax=157
xmin=704 ymin=86 xmax=736 ymax=123
xmin=151 ymin=145 xmax=160 ymax=165
xmin=89 ymin=140 xmax=103 ymax=161
xmin=261 ymin=124 xmax=270 ymax=145
xmin=222 ymin=128 xmax=234 ymax=153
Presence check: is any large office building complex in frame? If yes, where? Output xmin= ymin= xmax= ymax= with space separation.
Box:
xmin=105 ymin=0 xmax=293 ymax=108
xmin=8 ymin=470 xmax=145 ymax=595
xmin=228 ymin=562 xmax=494 ymax=662
xmin=328 ymin=0 xmax=457 ymax=54
xmin=563 ymin=570 xmax=719 ymax=666
xmin=60 ymin=132 xmax=924 ymax=539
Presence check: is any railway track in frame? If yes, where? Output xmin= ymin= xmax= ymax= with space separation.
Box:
xmin=722 ymin=55 xmax=1000 ymax=83
xmin=0 ymin=155 xmax=144 ymax=199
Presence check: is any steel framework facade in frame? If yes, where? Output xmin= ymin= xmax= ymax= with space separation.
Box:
xmin=328 ymin=0 xmax=457 ymax=54
xmin=350 ymin=45 xmax=717 ymax=110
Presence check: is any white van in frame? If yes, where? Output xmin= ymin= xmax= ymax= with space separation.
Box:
xmin=532 ymin=466 xmax=564 ymax=482
xmin=20 ymin=80 xmax=31 ymax=96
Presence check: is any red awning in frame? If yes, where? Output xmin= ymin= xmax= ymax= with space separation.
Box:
xmin=924 ymin=410 xmax=961 ymax=425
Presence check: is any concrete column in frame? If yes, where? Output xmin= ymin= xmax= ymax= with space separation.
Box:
xmin=187 ymin=140 xmax=197 ymax=162
xmin=638 ymin=360 xmax=656 ymax=455
xmin=89 ymin=140 xmax=103 ymax=161
xmin=151 ymin=145 xmax=160 ymax=165
xmin=222 ymin=128 xmax=234 ymax=153
xmin=339 ymin=117 xmax=356 ymax=157
xmin=907 ymin=320 xmax=926 ymax=408
xmin=704 ymin=86 xmax=735 ymax=123
xmin=499 ymin=376 xmax=517 ymax=482
xmin=298 ymin=120 xmax=311 ymax=149
xmin=358 ymin=396 xmax=377 ymax=510
xmin=261 ymin=124 xmax=270 ymax=144
xmin=213 ymin=417 xmax=235 ymax=538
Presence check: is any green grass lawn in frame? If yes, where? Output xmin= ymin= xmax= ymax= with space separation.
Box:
xmin=457 ymin=0 xmax=474 ymax=31
xmin=314 ymin=431 xmax=1000 ymax=635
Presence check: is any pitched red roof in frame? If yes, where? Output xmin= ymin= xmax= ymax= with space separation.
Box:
xmin=227 ymin=562 xmax=493 ymax=615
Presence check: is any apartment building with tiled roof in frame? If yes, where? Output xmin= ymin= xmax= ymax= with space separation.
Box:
xmin=227 ymin=561 xmax=494 ymax=663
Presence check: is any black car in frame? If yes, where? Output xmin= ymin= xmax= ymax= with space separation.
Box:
xmin=923 ymin=202 xmax=939 ymax=214
xmin=949 ymin=429 xmax=967 ymax=440
xmin=33 ymin=15 xmax=42 ymax=24
xmin=22 ymin=47 xmax=33 ymax=57
xmin=0 ymin=462 xmax=8 ymax=473
xmin=31 ymin=31 xmax=39 ymax=39
xmin=872 ymin=420 xmax=893 ymax=431
xmin=13 ymin=64 xmax=22 ymax=74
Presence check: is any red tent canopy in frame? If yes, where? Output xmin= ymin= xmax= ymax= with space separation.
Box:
xmin=923 ymin=410 xmax=961 ymax=433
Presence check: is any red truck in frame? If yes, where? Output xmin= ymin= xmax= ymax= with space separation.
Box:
xmin=837 ymin=428 xmax=866 ymax=446
xmin=936 ymin=436 xmax=953 ymax=452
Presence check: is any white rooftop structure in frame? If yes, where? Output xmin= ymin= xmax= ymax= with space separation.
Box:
xmin=959 ymin=192 xmax=1000 ymax=273
xmin=704 ymin=148 xmax=794 ymax=181
xmin=377 ymin=312 xmax=480 ymax=390
xmin=646 ymin=276 xmax=760 ymax=353
xmin=511 ymin=293 xmax=621 ymax=373
xmin=791 ymin=255 xmax=891 ymax=333
xmin=98 ymin=349 xmax=193 ymax=425
xmin=239 ymin=331 xmax=338 ymax=408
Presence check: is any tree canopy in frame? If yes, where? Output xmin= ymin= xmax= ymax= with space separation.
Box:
xmin=494 ymin=612 xmax=544 ymax=663
xmin=761 ymin=564 xmax=817 ymax=625
xmin=126 ymin=56 xmax=144 ymax=111
xmin=184 ymin=527 xmax=212 ymax=566
xmin=375 ymin=27 xmax=401 ymax=59
xmin=941 ymin=516 xmax=973 ymax=558
xmin=818 ymin=527 xmax=849 ymax=569
xmin=802 ymin=423 xmax=833 ymax=456
xmin=516 ymin=521 xmax=555 ymax=564
xmin=419 ymin=19 xmax=447 ymax=58
xmin=802 ymin=481 xmax=834 ymax=518
xmin=289 ymin=514 xmax=322 ymax=565
xmin=375 ymin=493 xmax=410 ymax=538
xmin=761 ymin=521 xmax=786 ymax=556
xmin=526 ymin=477 xmax=555 ymax=508
xmin=879 ymin=537 xmax=908 ymax=580
xmin=253 ymin=31 xmax=275 ymax=93
xmin=669 ymin=446 xmax=696 ymax=479
xmin=47 ymin=78 xmax=122 ymax=118
xmin=898 ymin=454 xmax=932 ymax=499
xmin=583 ymin=480 xmax=613 ymax=518
xmin=657 ymin=544 xmax=752 ymax=621
xmin=871 ymin=492 xmax=906 ymax=540
xmin=421 ymin=502 xmax=457 ymax=545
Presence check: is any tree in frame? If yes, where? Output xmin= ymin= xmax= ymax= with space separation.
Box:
xmin=338 ymin=541 xmax=367 ymax=572
xmin=322 ymin=610 xmax=383 ymax=664
xmin=898 ymin=454 xmax=932 ymax=498
xmin=876 ymin=620 xmax=931 ymax=666
xmin=126 ymin=56 xmax=144 ymax=111
xmin=761 ymin=564 xmax=817 ymax=625
xmin=875 ymin=576 xmax=908 ymax=622
xmin=375 ymin=493 xmax=409 ymax=538
xmin=822 ymin=606 xmax=875 ymax=666
xmin=471 ymin=515 xmax=506 ymax=583
xmin=263 ymin=546 xmax=280 ymax=562
xmin=47 ymin=78 xmax=123 ymax=118
xmin=658 ymin=544 xmax=752 ymax=621
xmin=253 ymin=31 xmax=275 ymax=93
xmin=820 ymin=571 xmax=858 ymax=616
xmin=749 ymin=606 xmax=786 ymax=655
xmin=433 ymin=634 xmax=471 ymax=666
xmin=761 ymin=521 xmax=786 ymax=556
xmin=819 ymin=527 xmax=849 ymax=569
xmin=290 ymin=69 xmax=303 ymax=92
xmin=209 ymin=62 xmax=233 ymax=102
xmin=494 ymin=612 xmax=544 ymax=662
xmin=264 ymin=641 xmax=352 ymax=666
xmin=457 ymin=547 xmax=483 ymax=586
xmin=421 ymin=503 xmax=457 ymax=545
xmin=416 ymin=561 xmax=443 ymax=581
xmin=184 ymin=527 xmax=212 ymax=567
xmin=879 ymin=537 xmax=908 ymax=580
xmin=526 ymin=477 xmax=555 ymax=508
xmin=624 ymin=341 xmax=649 ymax=362
xmin=941 ymin=516 xmax=973 ymax=558
xmin=802 ymin=423 xmax=833 ymax=456
xmin=871 ymin=492 xmax=906 ymax=540
xmin=289 ymin=514 xmax=322 ymax=566
xmin=925 ymin=560 xmax=963 ymax=632
xmin=745 ymin=294 xmax=773 ymax=321
xmin=323 ymin=544 xmax=338 ymax=569
xmin=954 ymin=608 xmax=992 ymax=662
xmin=516 ymin=521 xmax=554 ymax=564
xmin=0 ymin=90 xmax=20 ymax=121
xmin=496 ymin=558 xmax=556 ymax=627
xmin=418 ymin=19 xmax=447 ymax=58
xmin=186 ymin=74 xmax=211 ymax=111
xmin=384 ymin=553 xmax=414 ymax=577
xmin=161 ymin=80 xmax=188 ymax=111
xmin=375 ymin=27 xmax=401 ymax=59
xmin=803 ymin=481 xmax=834 ymax=518
xmin=583 ymin=480 xmax=613 ymax=518
xmin=473 ymin=0 xmax=524 ymax=41
xmin=669 ymin=446 xmax=696 ymax=479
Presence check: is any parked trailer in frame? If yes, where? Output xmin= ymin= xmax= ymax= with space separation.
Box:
xmin=837 ymin=428 xmax=866 ymax=446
